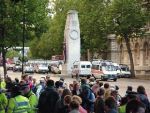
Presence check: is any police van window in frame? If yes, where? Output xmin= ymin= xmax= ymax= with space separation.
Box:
xmin=86 ymin=65 xmax=91 ymax=68
xmin=81 ymin=65 xmax=85 ymax=68
xmin=74 ymin=65 xmax=78 ymax=68
xmin=92 ymin=65 xmax=99 ymax=70
xmin=100 ymin=66 xmax=102 ymax=71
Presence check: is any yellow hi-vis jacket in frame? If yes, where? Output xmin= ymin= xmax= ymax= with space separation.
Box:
xmin=7 ymin=95 xmax=31 ymax=113
xmin=0 ymin=92 xmax=8 ymax=113
xmin=119 ymin=104 xmax=126 ymax=113
xmin=26 ymin=91 xmax=38 ymax=113
xmin=0 ymin=81 xmax=6 ymax=90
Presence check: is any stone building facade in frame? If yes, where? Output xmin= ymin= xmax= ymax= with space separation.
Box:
xmin=109 ymin=34 xmax=150 ymax=77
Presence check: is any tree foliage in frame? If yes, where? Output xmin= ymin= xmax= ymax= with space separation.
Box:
xmin=106 ymin=0 xmax=148 ymax=77
xmin=0 ymin=0 xmax=49 ymax=76
xmin=32 ymin=0 xmax=110 ymax=59
xmin=6 ymin=50 xmax=20 ymax=59
xmin=0 ymin=0 xmax=49 ymax=47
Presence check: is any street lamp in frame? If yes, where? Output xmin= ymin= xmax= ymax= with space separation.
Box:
xmin=22 ymin=0 xmax=25 ymax=74
xmin=10 ymin=0 xmax=26 ymax=74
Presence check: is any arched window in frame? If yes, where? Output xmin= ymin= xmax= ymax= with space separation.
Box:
xmin=143 ymin=42 xmax=149 ymax=65
xmin=144 ymin=42 xmax=149 ymax=59
xmin=120 ymin=44 xmax=124 ymax=63
xmin=134 ymin=43 xmax=140 ymax=65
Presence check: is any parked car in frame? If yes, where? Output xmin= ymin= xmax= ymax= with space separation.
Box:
xmin=24 ymin=65 xmax=34 ymax=73
xmin=51 ymin=65 xmax=61 ymax=74
xmin=6 ymin=63 xmax=15 ymax=70
xmin=13 ymin=64 xmax=22 ymax=72
xmin=119 ymin=64 xmax=131 ymax=78
xmin=36 ymin=64 xmax=49 ymax=74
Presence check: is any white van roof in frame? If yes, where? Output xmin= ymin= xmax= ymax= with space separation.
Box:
xmin=73 ymin=61 xmax=91 ymax=65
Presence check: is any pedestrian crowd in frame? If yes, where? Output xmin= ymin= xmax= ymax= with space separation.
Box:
xmin=0 ymin=74 xmax=150 ymax=113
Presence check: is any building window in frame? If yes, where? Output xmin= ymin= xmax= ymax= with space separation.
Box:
xmin=134 ymin=43 xmax=140 ymax=65
xmin=144 ymin=42 xmax=149 ymax=59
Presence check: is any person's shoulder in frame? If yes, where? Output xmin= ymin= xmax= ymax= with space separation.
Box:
xmin=40 ymin=88 xmax=55 ymax=95
xmin=30 ymin=91 xmax=37 ymax=98
xmin=9 ymin=97 xmax=15 ymax=103
xmin=138 ymin=93 xmax=147 ymax=99
xmin=21 ymin=95 xmax=29 ymax=100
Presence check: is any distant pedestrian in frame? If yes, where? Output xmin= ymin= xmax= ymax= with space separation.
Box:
xmin=46 ymin=75 xmax=50 ymax=82
xmin=59 ymin=64 xmax=62 ymax=74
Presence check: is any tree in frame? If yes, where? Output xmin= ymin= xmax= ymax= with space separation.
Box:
xmin=0 ymin=0 xmax=22 ymax=76
xmin=0 ymin=0 xmax=49 ymax=77
xmin=78 ymin=0 xmax=110 ymax=59
xmin=106 ymin=0 xmax=148 ymax=77
xmin=30 ymin=0 xmax=79 ymax=58
xmin=33 ymin=0 xmax=109 ymax=59
xmin=6 ymin=50 xmax=20 ymax=59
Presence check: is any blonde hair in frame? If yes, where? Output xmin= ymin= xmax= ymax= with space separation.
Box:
xmin=72 ymin=95 xmax=82 ymax=104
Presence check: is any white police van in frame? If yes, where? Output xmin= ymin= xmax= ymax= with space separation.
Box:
xmin=91 ymin=60 xmax=117 ymax=81
xmin=119 ymin=64 xmax=131 ymax=78
xmin=71 ymin=61 xmax=92 ymax=79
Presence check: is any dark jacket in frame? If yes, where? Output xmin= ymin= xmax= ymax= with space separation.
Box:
xmin=55 ymin=98 xmax=64 ymax=113
xmin=94 ymin=96 xmax=105 ymax=113
xmin=57 ymin=105 xmax=70 ymax=113
xmin=138 ymin=94 xmax=150 ymax=112
xmin=38 ymin=87 xmax=60 ymax=113
xmin=107 ymin=109 xmax=118 ymax=113
xmin=80 ymin=85 xmax=95 ymax=112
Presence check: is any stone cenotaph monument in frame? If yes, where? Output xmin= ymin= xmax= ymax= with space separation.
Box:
xmin=64 ymin=10 xmax=81 ymax=75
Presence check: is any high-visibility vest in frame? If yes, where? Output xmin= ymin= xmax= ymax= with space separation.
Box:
xmin=7 ymin=95 xmax=31 ymax=113
xmin=13 ymin=96 xmax=30 ymax=113
xmin=0 ymin=93 xmax=8 ymax=113
xmin=0 ymin=81 xmax=6 ymax=89
xmin=27 ymin=91 xmax=38 ymax=113
xmin=119 ymin=104 xmax=126 ymax=113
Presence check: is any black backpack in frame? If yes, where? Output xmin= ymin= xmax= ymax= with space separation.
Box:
xmin=38 ymin=88 xmax=60 ymax=113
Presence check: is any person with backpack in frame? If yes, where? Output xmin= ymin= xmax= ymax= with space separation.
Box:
xmin=38 ymin=79 xmax=60 ymax=113
xmin=137 ymin=85 xmax=150 ymax=113
xmin=80 ymin=78 xmax=95 ymax=113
